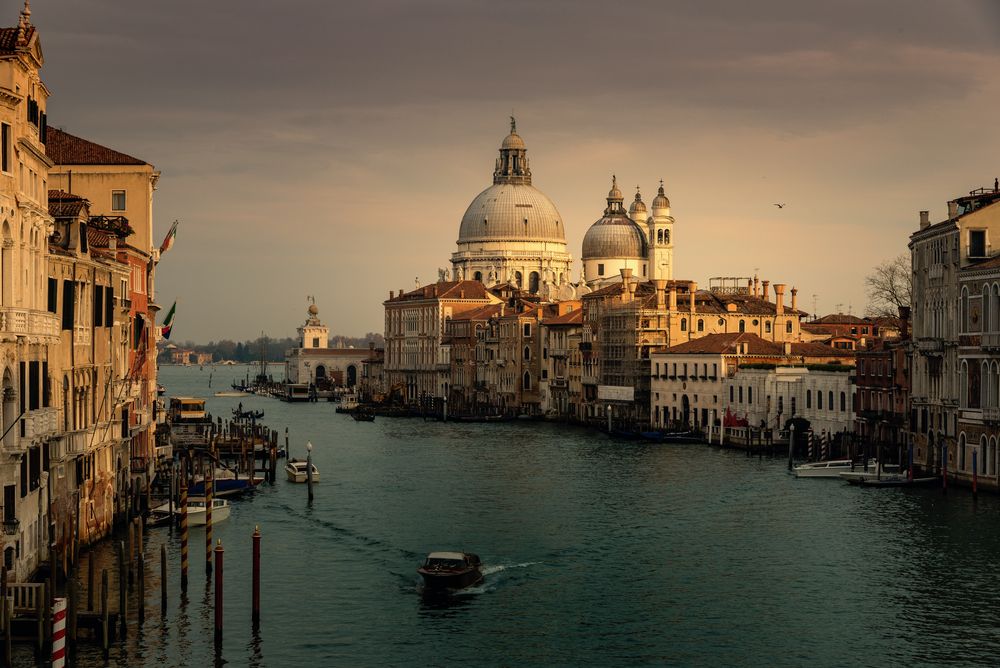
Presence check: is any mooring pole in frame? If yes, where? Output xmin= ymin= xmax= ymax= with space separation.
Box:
xmin=306 ymin=441 xmax=314 ymax=503
xmin=942 ymin=443 xmax=948 ymax=494
xmin=100 ymin=569 xmax=109 ymax=658
xmin=161 ymin=544 xmax=168 ymax=616
xmin=117 ymin=542 xmax=127 ymax=638
xmin=138 ymin=551 xmax=146 ymax=624
xmin=180 ymin=454 xmax=189 ymax=592
xmin=214 ymin=540 xmax=224 ymax=643
xmin=973 ymin=449 xmax=978 ymax=501
xmin=787 ymin=423 xmax=795 ymax=471
xmin=206 ymin=465 xmax=214 ymax=578
xmin=87 ymin=551 xmax=95 ymax=611
xmin=252 ymin=526 xmax=261 ymax=629
xmin=51 ymin=597 xmax=66 ymax=668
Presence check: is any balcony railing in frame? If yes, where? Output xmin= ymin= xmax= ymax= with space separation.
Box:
xmin=984 ymin=406 xmax=1000 ymax=423
xmin=984 ymin=332 xmax=1000 ymax=349
xmin=22 ymin=407 xmax=58 ymax=442
xmin=0 ymin=307 xmax=59 ymax=339
xmin=917 ymin=339 xmax=944 ymax=353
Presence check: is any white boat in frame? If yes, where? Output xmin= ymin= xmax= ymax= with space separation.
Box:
xmin=151 ymin=497 xmax=230 ymax=526
xmin=793 ymin=459 xmax=877 ymax=478
xmin=285 ymin=458 xmax=319 ymax=483
xmin=839 ymin=464 xmax=903 ymax=485
xmin=214 ymin=391 xmax=248 ymax=397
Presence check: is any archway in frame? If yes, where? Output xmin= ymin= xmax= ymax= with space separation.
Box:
xmin=315 ymin=365 xmax=327 ymax=381
xmin=346 ymin=365 xmax=357 ymax=387
xmin=473 ymin=271 xmax=482 ymax=282
xmin=528 ymin=271 xmax=540 ymax=294
xmin=1 ymin=368 xmax=13 ymax=451
xmin=681 ymin=395 xmax=690 ymax=427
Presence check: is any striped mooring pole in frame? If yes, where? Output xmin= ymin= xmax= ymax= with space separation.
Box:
xmin=180 ymin=455 xmax=189 ymax=591
xmin=206 ymin=465 xmax=214 ymax=577
xmin=51 ymin=597 xmax=67 ymax=668
xmin=821 ymin=432 xmax=829 ymax=460
xmin=807 ymin=430 xmax=814 ymax=461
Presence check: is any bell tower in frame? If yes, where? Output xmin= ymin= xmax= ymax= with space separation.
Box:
xmin=648 ymin=180 xmax=674 ymax=281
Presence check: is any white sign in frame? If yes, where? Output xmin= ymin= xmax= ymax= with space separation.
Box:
xmin=598 ymin=385 xmax=635 ymax=402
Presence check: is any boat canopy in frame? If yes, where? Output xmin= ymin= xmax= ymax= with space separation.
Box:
xmin=427 ymin=551 xmax=466 ymax=561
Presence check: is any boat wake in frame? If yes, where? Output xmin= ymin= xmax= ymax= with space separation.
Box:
xmin=481 ymin=561 xmax=537 ymax=576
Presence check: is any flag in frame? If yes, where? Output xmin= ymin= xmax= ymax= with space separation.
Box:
xmin=160 ymin=301 xmax=176 ymax=339
xmin=159 ymin=220 xmax=178 ymax=254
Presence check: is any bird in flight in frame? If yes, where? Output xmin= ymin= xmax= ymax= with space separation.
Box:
xmin=774 ymin=203 xmax=786 ymax=209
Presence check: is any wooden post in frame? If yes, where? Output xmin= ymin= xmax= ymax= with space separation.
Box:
xmin=787 ymin=424 xmax=795 ymax=471
xmin=67 ymin=576 xmax=78 ymax=644
xmin=87 ymin=551 xmax=95 ymax=611
xmin=137 ymin=551 xmax=146 ymax=624
xmin=3 ymin=598 xmax=11 ymax=667
xmin=127 ymin=520 xmax=134 ymax=590
xmin=118 ymin=541 xmax=127 ymax=638
xmin=307 ymin=441 xmax=314 ymax=503
xmin=214 ymin=540 xmax=224 ymax=643
xmin=942 ymin=443 xmax=948 ymax=494
xmin=252 ymin=526 xmax=261 ymax=628
xmin=160 ymin=544 xmax=168 ymax=616
xmin=973 ymin=449 xmax=979 ymax=501
xmin=36 ymin=581 xmax=45 ymax=651
xmin=100 ymin=570 xmax=109 ymax=658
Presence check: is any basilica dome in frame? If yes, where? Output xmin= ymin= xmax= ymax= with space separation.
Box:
xmin=582 ymin=176 xmax=648 ymax=260
xmin=458 ymin=184 xmax=566 ymax=243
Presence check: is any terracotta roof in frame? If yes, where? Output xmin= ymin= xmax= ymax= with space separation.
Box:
xmin=811 ymin=313 xmax=868 ymax=325
xmin=962 ymin=255 xmax=1000 ymax=272
xmin=86 ymin=227 xmax=111 ymax=248
xmin=660 ymin=332 xmax=854 ymax=361
xmin=543 ymin=309 xmax=583 ymax=325
xmin=46 ymin=127 xmax=148 ymax=166
xmin=387 ymin=280 xmax=493 ymax=303
xmin=449 ymin=303 xmax=503 ymax=321
xmin=48 ymin=190 xmax=88 ymax=218
xmin=0 ymin=26 xmax=34 ymax=54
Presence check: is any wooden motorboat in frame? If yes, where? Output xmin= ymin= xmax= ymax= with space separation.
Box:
xmin=285 ymin=458 xmax=319 ymax=483
xmin=418 ymin=552 xmax=483 ymax=591
xmin=151 ymin=497 xmax=230 ymax=526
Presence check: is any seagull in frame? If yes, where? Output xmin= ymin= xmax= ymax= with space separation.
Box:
xmin=774 ymin=203 xmax=786 ymax=209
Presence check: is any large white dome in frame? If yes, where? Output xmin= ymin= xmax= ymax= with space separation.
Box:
xmin=458 ymin=184 xmax=566 ymax=243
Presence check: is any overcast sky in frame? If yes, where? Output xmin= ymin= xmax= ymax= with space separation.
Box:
xmin=27 ymin=0 xmax=1000 ymax=341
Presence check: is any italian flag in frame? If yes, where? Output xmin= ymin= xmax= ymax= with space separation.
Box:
xmin=159 ymin=220 xmax=178 ymax=254
xmin=160 ymin=301 xmax=177 ymax=339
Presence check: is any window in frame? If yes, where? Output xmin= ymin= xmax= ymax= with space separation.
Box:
xmin=817 ymin=391 xmax=823 ymax=410
xmin=738 ymin=320 xmax=745 ymax=333
xmin=738 ymin=386 xmax=743 ymax=403
xmin=312 ymin=337 xmax=320 ymax=347
xmin=112 ymin=190 xmax=126 ymax=211
xmin=697 ymin=319 xmax=704 ymax=332
xmin=597 ymin=263 xmax=605 ymax=276
xmin=729 ymin=386 xmax=734 ymax=402
xmin=523 ymin=346 xmax=531 ymax=361
xmin=765 ymin=321 xmax=771 ymax=333
xmin=747 ymin=387 xmax=753 ymax=404
xmin=522 ymin=372 xmax=531 ymax=390
xmin=680 ymin=318 xmax=687 ymax=332
xmin=829 ymin=391 xmax=834 ymax=411
xmin=0 ymin=123 xmax=9 ymax=173
xmin=970 ymin=230 xmax=987 ymax=258
xmin=806 ymin=390 xmax=811 ymax=408
xmin=786 ymin=321 xmax=793 ymax=333
xmin=523 ymin=323 xmax=531 ymax=337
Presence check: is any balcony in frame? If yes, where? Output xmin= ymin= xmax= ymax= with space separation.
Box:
xmin=984 ymin=407 xmax=1000 ymax=423
xmin=551 ymin=378 xmax=568 ymax=389
xmin=0 ymin=307 xmax=59 ymax=340
xmin=1 ymin=519 xmax=18 ymax=536
xmin=984 ymin=333 xmax=1000 ymax=350
xmin=928 ymin=264 xmax=944 ymax=280
xmin=549 ymin=348 xmax=568 ymax=358
xmin=22 ymin=407 xmax=58 ymax=442
xmin=917 ymin=339 xmax=943 ymax=354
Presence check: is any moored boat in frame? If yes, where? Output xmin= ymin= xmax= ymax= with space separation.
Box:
xmin=794 ymin=459 xmax=877 ymax=478
xmin=151 ymin=497 xmax=231 ymax=526
xmin=285 ymin=458 xmax=319 ymax=483
xmin=857 ymin=475 xmax=940 ymax=488
xmin=352 ymin=408 xmax=375 ymax=422
xmin=418 ymin=552 xmax=483 ymax=592
xmin=189 ymin=468 xmax=263 ymax=497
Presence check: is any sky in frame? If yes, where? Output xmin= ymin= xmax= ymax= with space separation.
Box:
xmin=25 ymin=0 xmax=1000 ymax=341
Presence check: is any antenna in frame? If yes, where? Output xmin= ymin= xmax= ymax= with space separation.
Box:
xmin=812 ymin=294 xmax=818 ymax=317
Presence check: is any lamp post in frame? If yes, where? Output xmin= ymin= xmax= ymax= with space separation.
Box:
xmin=606 ymin=404 xmax=612 ymax=433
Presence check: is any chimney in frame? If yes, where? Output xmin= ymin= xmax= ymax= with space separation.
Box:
xmin=948 ymin=201 xmax=958 ymax=219
xmin=689 ymin=281 xmax=697 ymax=313
xmin=628 ymin=280 xmax=638 ymax=302
xmin=773 ymin=283 xmax=786 ymax=315
xmin=400 ymin=288 xmax=405 ymax=298
xmin=762 ymin=280 xmax=770 ymax=302
xmin=919 ymin=210 xmax=930 ymax=229
xmin=790 ymin=287 xmax=798 ymax=312
xmin=621 ymin=267 xmax=633 ymax=282
xmin=753 ymin=276 xmax=760 ymax=298
xmin=668 ymin=284 xmax=677 ymax=311
xmin=654 ymin=279 xmax=667 ymax=310
xmin=389 ymin=290 xmax=395 ymax=299
xmin=747 ymin=278 xmax=753 ymax=296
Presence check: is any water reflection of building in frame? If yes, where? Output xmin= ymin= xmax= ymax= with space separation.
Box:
xmin=284 ymin=303 xmax=368 ymax=388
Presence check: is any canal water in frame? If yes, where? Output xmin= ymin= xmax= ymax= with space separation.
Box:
xmin=25 ymin=365 xmax=1000 ymax=667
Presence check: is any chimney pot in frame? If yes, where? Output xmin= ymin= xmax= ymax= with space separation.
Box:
xmin=783 ymin=341 xmax=792 ymax=355
xmin=773 ymin=283 xmax=786 ymax=316
xmin=689 ymin=281 xmax=697 ymax=313
xmin=790 ymin=287 xmax=798 ymax=312
xmin=762 ymin=280 xmax=770 ymax=301
xmin=668 ymin=284 xmax=678 ymax=311
xmin=947 ymin=201 xmax=958 ymax=219
xmin=919 ymin=210 xmax=930 ymax=229
xmin=389 ymin=290 xmax=395 ymax=299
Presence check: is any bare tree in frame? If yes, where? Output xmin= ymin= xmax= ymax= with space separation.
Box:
xmin=864 ymin=253 xmax=912 ymax=318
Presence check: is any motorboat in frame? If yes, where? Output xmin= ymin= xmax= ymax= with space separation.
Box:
xmin=352 ymin=408 xmax=375 ymax=422
xmin=417 ymin=552 xmax=483 ymax=592
xmin=794 ymin=459 xmax=878 ymax=478
xmin=151 ymin=497 xmax=231 ymax=526
xmin=857 ymin=475 xmax=940 ymax=488
xmin=285 ymin=458 xmax=319 ymax=483
xmin=189 ymin=468 xmax=263 ymax=497
xmin=215 ymin=391 xmax=248 ymax=397
xmin=839 ymin=464 xmax=904 ymax=485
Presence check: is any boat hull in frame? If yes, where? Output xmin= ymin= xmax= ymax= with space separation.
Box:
xmin=189 ymin=477 xmax=261 ymax=498
xmin=418 ymin=569 xmax=484 ymax=591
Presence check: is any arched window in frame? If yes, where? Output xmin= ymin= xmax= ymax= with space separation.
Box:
xmin=747 ymin=386 xmax=753 ymax=404
xmin=515 ymin=271 xmax=523 ymax=288
xmin=522 ymin=372 xmax=531 ymax=390
xmin=961 ymin=287 xmax=970 ymax=333
xmin=657 ymin=230 xmax=663 ymax=243
xmin=765 ymin=321 xmax=771 ymax=334
xmin=697 ymin=319 xmax=704 ymax=332
xmin=817 ymin=391 xmax=823 ymax=410
xmin=729 ymin=386 xmax=734 ymax=402
xmin=528 ymin=271 xmax=540 ymax=294
xmin=828 ymin=391 xmax=834 ymax=411
xmin=840 ymin=392 xmax=846 ymax=412
xmin=663 ymin=230 xmax=669 ymax=243
xmin=738 ymin=320 xmax=745 ymax=333
xmin=473 ymin=271 xmax=482 ymax=282
xmin=523 ymin=346 xmax=531 ymax=361
xmin=680 ymin=318 xmax=687 ymax=332
xmin=790 ymin=397 xmax=796 ymax=415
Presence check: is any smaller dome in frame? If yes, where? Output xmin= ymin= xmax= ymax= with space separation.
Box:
xmin=651 ymin=180 xmax=670 ymax=211
xmin=582 ymin=216 xmax=648 ymax=260
xmin=308 ymin=304 xmax=319 ymax=316
xmin=629 ymin=188 xmax=647 ymax=217
xmin=501 ymin=132 xmax=526 ymax=150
